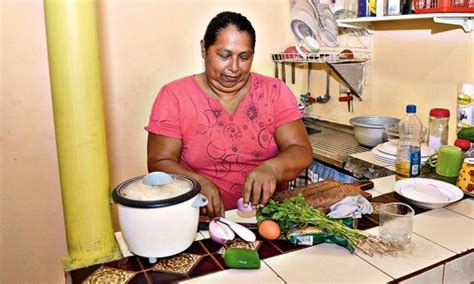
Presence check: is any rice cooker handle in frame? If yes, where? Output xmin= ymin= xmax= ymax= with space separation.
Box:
xmin=191 ymin=193 xmax=208 ymax=208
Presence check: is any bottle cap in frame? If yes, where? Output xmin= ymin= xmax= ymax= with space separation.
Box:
xmin=454 ymin=139 xmax=471 ymax=151
xmin=429 ymin=108 xmax=450 ymax=118
xmin=406 ymin=104 xmax=416 ymax=113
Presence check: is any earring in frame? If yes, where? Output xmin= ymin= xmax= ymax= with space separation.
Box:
xmin=201 ymin=61 xmax=205 ymax=71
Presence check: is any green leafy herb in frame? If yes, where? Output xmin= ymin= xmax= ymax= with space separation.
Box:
xmin=257 ymin=195 xmax=399 ymax=256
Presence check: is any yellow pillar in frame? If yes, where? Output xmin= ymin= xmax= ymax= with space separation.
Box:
xmin=44 ymin=0 xmax=121 ymax=271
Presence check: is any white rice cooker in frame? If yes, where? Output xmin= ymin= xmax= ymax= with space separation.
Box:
xmin=112 ymin=172 xmax=207 ymax=261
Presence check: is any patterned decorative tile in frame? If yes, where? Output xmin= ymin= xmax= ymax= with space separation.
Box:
xmin=216 ymin=239 xmax=262 ymax=254
xmin=105 ymin=256 xmax=143 ymax=271
xmin=151 ymin=253 xmax=202 ymax=275
xmin=82 ymin=266 xmax=136 ymax=284
xmin=188 ymin=255 xmax=223 ymax=278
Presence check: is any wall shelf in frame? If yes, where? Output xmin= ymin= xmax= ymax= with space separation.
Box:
xmin=337 ymin=13 xmax=474 ymax=32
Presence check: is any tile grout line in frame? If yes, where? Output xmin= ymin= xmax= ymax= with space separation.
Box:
xmin=261 ymin=260 xmax=287 ymax=284
xmin=352 ymin=252 xmax=396 ymax=281
xmin=444 ymin=205 xmax=474 ymax=220
xmin=410 ymin=231 xmax=458 ymax=255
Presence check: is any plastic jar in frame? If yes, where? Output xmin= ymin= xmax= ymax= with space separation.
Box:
xmin=457 ymin=82 xmax=474 ymax=132
xmin=428 ymin=108 xmax=450 ymax=152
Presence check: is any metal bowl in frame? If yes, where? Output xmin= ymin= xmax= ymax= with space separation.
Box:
xmin=349 ymin=116 xmax=400 ymax=147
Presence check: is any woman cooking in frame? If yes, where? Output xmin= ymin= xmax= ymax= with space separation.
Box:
xmin=146 ymin=11 xmax=313 ymax=218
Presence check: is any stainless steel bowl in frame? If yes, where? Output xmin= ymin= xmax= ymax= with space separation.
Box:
xmin=349 ymin=116 xmax=400 ymax=147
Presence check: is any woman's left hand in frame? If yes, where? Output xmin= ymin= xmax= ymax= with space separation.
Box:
xmin=243 ymin=165 xmax=277 ymax=206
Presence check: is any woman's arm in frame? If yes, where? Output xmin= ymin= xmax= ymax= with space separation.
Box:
xmin=147 ymin=133 xmax=225 ymax=217
xmin=243 ymin=119 xmax=313 ymax=206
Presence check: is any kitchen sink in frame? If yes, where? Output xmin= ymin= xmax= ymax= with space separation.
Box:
xmin=306 ymin=126 xmax=322 ymax=135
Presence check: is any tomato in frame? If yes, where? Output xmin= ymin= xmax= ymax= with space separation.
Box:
xmin=258 ymin=220 xmax=281 ymax=240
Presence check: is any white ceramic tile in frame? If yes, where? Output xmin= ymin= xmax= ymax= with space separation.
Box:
xmin=446 ymin=198 xmax=474 ymax=219
xmin=264 ymin=243 xmax=393 ymax=283
xmin=356 ymin=227 xmax=455 ymax=279
xmin=194 ymin=231 xmax=206 ymax=241
xmin=114 ymin=231 xmax=133 ymax=257
xmin=400 ymin=264 xmax=444 ymax=284
xmin=199 ymin=230 xmax=210 ymax=239
xmin=180 ymin=261 xmax=283 ymax=283
xmin=367 ymin=189 xmax=382 ymax=197
xmin=413 ymin=208 xmax=474 ymax=254
xmin=371 ymin=175 xmax=396 ymax=195
xmin=443 ymin=251 xmax=474 ymax=284
xmin=225 ymin=209 xmax=257 ymax=224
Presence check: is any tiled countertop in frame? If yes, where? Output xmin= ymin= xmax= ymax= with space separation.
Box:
xmin=69 ymin=176 xmax=473 ymax=283
xmin=182 ymin=176 xmax=473 ymax=284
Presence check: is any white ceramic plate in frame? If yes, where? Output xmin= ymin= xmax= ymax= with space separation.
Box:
xmin=291 ymin=0 xmax=319 ymax=41
xmin=394 ymin=178 xmax=464 ymax=209
xmin=371 ymin=148 xmax=429 ymax=164
xmin=376 ymin=142 xmax=435 ymax=158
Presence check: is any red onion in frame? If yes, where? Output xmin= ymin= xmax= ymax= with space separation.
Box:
xmin=209 ymin=218 xmax=235 ymax=244
xmin=236 ymin=197 xmax=255 ymax=213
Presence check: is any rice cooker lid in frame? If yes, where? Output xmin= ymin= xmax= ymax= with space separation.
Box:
xmin=112 ymin=174 xmax=200 ymax=208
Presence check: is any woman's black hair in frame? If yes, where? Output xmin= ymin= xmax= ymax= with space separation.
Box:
xmin=203 ymin=11 xmax=256 ymax=51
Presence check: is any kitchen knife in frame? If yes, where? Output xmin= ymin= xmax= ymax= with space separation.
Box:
xmin=219 ymin=217 xmax=256 ymax=242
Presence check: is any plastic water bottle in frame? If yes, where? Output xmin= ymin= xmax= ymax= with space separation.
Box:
xmin=396 ymin=105 xmax=423 ymax=180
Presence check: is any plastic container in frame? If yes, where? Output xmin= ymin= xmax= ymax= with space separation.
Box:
xmin=396 ymin=105 xmax=423 ymax=180
xmin=457 ymin=82 xmax=474 ymax=132
xmin=427 ymin=108 xmax=450 ymax=152
xmin=414 ymin=0 xmax=474 ymax=13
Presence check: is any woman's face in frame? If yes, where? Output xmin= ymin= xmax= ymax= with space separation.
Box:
xmin=201 ymin=25 xmax=254 ymax=94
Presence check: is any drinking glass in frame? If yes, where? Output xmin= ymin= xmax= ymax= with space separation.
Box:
xmin=379 ymin=202 xmax=414 ymax=248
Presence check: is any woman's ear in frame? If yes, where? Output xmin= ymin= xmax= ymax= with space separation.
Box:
xmin=200 ymin=40 xmax=206 ymax=59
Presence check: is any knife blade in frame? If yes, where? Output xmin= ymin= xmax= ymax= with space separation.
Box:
xmin=219 ymin=217 xmax=256 ymax=242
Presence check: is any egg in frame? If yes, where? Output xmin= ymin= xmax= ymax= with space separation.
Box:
xmin=258 ymin=220 xmax=281 ymax=240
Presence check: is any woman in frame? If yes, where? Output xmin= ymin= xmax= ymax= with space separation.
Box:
xmin=146 ymin=11 xmax=313 ymax=217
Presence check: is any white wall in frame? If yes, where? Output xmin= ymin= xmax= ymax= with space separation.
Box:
xmin=1 ymin=0 xmax=472 ymax=283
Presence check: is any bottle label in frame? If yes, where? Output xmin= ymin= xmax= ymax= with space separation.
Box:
xmin=409 ymin=146 xmax=421 ymax=177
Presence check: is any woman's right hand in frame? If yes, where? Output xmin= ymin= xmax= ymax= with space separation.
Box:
xmin=198 ymin=179 xmax=225 ymax=218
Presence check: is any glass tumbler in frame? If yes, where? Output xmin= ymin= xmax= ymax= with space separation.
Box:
xmin=379 ymin=202 xmax=414 ymax=248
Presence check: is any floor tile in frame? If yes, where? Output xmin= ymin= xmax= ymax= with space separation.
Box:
xmin=412 ymin=208 xmax=474 ymax=254
xmin=356 ymin=227 xmax=455 ymax=279
xmin=446 ymin=198 xmax=474 ymax=219
xmin=264 ymin=243 xmax=393 ymax=283
xmin=181 ymin=261 xmax=283 ymax=283
xmin=399 ymin=263 xmax=444 ymax=284
xmin=443 ymin=251 xmax=474 ymax=283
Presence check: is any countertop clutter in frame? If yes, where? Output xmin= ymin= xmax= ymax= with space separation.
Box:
xmin=67 ymin=176 xmax=473 ymax=283
xmin=66 ymin=119 xmax=473 ymax=283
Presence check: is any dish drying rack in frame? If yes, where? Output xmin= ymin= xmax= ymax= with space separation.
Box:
xmin=271 ymin=48 xmax=370 ymax=63
xmin=271 ymin=48 xmax=370 ymax=100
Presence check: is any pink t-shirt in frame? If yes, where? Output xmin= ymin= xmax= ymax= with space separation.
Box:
xmin=146 ymin=72 xmax=302 ymax=210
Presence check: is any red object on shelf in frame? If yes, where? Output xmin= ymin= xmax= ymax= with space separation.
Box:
xmin=414 ymin=0 xmax=474 ymax=13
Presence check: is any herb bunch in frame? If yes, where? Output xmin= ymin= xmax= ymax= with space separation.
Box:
xmin=257 ymin=195 xmax=399 ymax=256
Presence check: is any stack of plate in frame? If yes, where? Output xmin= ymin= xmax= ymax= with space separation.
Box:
xmin=290 ymin=0 xmax=339 ymax=48
xmin=371 ymin=141 xmax=435 ymax=165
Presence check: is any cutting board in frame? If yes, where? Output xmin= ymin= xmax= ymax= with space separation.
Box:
xmin=273 ymin=179 xmax=373 ymax=212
